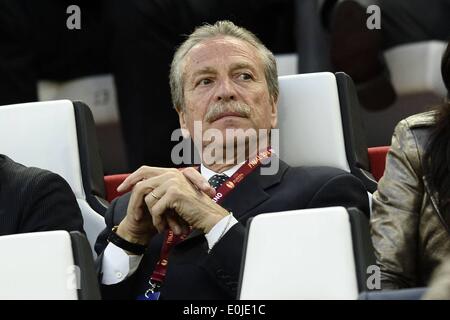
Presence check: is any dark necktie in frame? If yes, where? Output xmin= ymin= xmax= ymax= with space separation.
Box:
xmin=208 ymin=174 xmax=228 ymax=190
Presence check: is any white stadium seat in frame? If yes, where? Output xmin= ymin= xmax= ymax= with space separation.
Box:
xmin=0 ymin=231 xmax=100 ymax=300
xmin=278 ymin=72 xmax=350 ymax=171
xmin=384 ymin=41 xmax=447 ymax=97
xmin=0 ymin=100 xmax=107 ymax=256
xmin=278 ymin=72 xmax=377 ymax=194
xmin=238 ymin=207 xmax=361 ymax=300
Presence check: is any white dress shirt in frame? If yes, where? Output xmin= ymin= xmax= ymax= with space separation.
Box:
xmin=101 ymin=163 xmax=242 ymax=285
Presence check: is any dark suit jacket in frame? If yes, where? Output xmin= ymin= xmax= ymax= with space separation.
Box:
xmin=0 ymin=154 xmax=84 ymax=235
xmin=95 ymin=160 xmax=369 ymax=300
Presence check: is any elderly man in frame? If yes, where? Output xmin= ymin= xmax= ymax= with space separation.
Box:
xmin=95 ymin=21 xmax=369 ymax=300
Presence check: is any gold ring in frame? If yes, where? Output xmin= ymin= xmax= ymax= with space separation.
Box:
xmin=150 ymin=191 xmax=161 ymax=200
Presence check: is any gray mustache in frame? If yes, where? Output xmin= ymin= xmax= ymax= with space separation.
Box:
xmin=205 ymin=101 xmax=251 ymax=123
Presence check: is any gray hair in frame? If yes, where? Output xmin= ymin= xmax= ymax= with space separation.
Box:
xmin=169 ymin=20 xmax=279 ymax=110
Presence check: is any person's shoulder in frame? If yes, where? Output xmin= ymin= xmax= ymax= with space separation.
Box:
xmin=284 ymin=165 xmax=352 ymax=185
xmin=282 ymin=164 xmax=368 ymax=213
xmin=286 ymin=164 xmax=349 ymax=177
xmin=399 ymin=110 xmax=437 ymax=130
xmin=1 ymin=155 xmax=69 ymax=193
xmin=392 ymin=111 xmax=436 ymax=157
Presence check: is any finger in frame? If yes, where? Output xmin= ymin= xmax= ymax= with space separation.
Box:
xmin=144 ymin=187 xmax=173 ymax=234
xmin=140 ymin=171 xmax=181 ymax=197
xmin=128 ymin=180 xmax=156 ymax=221
xmin=182 ymin=167 xmax=216 ymax=198
xmin=141 ymin=175 xmax=174 ymax=216
xmin=143 ymin=178 xmax=177 ymax=233
xmin=152 ymin=211 xmax=167 ymax=234
xmin=166 ymin=210 xmax=184 ymax=235
xmin=145 ymin=193 xmax=167 ymax=233
xmin=117 ymin=166 xmax=172 ymax=192
xmin=150 ymin=192 xmax=174 ymax=233
xmin=117 ymin=167 xmax=150 ymax=192
xmin=143 ymin=188 xmax=163 ymax=216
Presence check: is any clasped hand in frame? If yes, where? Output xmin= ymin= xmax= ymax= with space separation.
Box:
xmin=115 ymin=167 xmax=230 ymax=246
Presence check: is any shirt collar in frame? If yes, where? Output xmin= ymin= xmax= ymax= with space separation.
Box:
xmin=200 ymin=162 xmax=245 ymax=181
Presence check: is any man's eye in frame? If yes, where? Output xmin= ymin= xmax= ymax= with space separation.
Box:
xmin=238 ymin=73 xmax=253 ymax=81
xmin=198 ymin=78 xmax=212 ymax=86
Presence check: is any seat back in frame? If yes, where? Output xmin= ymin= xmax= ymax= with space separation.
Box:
xmin=0 ymin=231 xmax=100 ymax=300
xmin=384 ymin=41 xmax=447 ymax=97
xmin=72 ymin=101 xmax=109 ymax=214
xmin=0 ymin=100 xmax=84 ymax=198
xmin=335 ymin=72 xmax=377 ymax=192
xmin=278 ymin=73 xmax=349 ymax=171
xmin=238 ymin=206 xmax=375 ymax=299
xmin=0 ymin=100 xmax=106 ymax=254
xmin=278 ymin=72 xmax=376 ymax=192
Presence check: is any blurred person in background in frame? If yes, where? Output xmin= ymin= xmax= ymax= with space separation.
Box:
xmin=0 ymin=154 xmax=84 ymax=235
xmin=371 ymin=41 xmax=450 ymax=290
xmin=327 ymin=0 xmax=450 ymax=110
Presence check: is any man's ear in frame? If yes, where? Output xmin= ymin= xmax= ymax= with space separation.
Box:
xmin=270 ymin=95 xmax=278 ymax=128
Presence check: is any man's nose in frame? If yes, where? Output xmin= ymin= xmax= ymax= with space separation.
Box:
xmin=215 ymin=78 xmax=237 ymax=102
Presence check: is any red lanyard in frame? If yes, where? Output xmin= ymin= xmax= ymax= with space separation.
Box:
xmin=149 ymin=148 xmax=273 ymax=287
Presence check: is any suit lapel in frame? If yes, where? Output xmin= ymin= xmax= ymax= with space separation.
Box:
xmin=183 ymin=158 xmax=288 ymax=242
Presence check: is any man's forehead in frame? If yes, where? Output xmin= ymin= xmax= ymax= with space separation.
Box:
xmin=184 ymin=36 xmax=261 ymax=71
